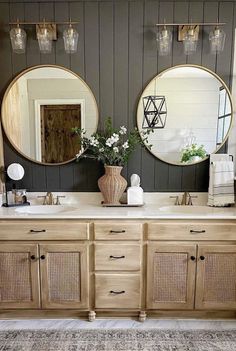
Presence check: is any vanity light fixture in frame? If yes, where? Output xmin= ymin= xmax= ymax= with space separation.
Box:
xmin=142 ymin=96 xmax=167 ymax=129
xmin=155 ymin=22 xmax=226 ymax=56
xmin=63 ymin=22 xmax=79 ymax=54
xmin=9 ymin=19 xmax=79 ymax=54
xmin=156 ymin=25 xmax=172 ymax=56
xmin=10 ymin=21 xmax=27 ymax=54
xmin=209 ymin=25 xmax=226 ymax=53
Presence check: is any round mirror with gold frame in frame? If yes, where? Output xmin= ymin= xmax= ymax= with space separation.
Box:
xmin=137 ymin=64 xmax=233 ymax=166
xmin=1 ymin=65 xmax=99 ymax=165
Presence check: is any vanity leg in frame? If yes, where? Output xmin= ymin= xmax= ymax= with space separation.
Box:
xmin=139 ymin=311 xmax=147 ymax=322
xmin=88 ymin=311 xmax=96 ymax=322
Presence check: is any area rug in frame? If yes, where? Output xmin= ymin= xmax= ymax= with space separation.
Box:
xmin=0 ymin=329 xmax=236 ymax=351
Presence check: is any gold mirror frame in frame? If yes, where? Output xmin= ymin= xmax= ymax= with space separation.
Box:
xmin=137 ymin=64 xmax=233 ymax=166
xmin=1 ymin=64 xmax=99 ymax=166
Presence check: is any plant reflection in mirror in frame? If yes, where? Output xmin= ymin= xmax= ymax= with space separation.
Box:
xmin=72 ymin=117 xmax=153 ymax=167
xmin=181 ymin=144 xmax=207 ymax=164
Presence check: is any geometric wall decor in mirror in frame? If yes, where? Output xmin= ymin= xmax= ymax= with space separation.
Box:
xmin=1 ymin=65 xmax=98 ymax=165
xmin=137 ymin=64 xmax=233 ymax=166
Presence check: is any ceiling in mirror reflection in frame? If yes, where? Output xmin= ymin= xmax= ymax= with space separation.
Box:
xmin=2 ymin=66 xmax=98 ymax=165
xmin=137 ymin=65 xmax=232 ymax=166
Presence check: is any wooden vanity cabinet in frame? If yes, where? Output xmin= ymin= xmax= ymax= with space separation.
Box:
xmin=40 ymin=243 xmax=88 ymax=309
xmin=2 ymin=219 xmax=236 ymax=320
xmin=195 ymin=244 xmax=236 ymax=310
xmin=147 ymin=243 xmax=196 ymax=310
xmin=0 ymin=243 xmax=40 ymax=309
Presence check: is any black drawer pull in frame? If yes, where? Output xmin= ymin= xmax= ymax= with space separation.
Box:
xmin=110 ymin=230 xmax=126 ymax=234
xmin=30 ymin=229 xmax=46 ymax=233
xmin=40 ymin=255 xmax=46 ymax=260
xmin=190 ymin=256 xmax=196 ymax=261
xmin=30 ymin=255 xmax=36 ymax=260
xmin=190 ymin=230 xmax=206 ymax=234
xmin=200 ymin=255 xmax=205 ymax=261
xmin=109 ymin=255 xmax=125 ymax=259
xmin=109 ymin=290 xmax=125 ymax=295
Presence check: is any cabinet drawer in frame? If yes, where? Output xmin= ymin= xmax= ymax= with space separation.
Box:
xmin=0 ymin=221 xmax=89 ymax=240
xmin=95 ymin=274 xmax=141 ymax=308
xmin=94 ymin=223 xmax=142 ymax=240
xmin=95 ymin=244 xmax=141 ymax=271
xmin=148 ymin=222 xmax=236 ymax=241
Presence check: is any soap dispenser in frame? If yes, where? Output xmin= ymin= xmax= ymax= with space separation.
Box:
xmin=127 ymin=174 xmax=144 ymax=205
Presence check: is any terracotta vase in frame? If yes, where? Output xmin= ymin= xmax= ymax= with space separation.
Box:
xmin=98 ymin=165 xmax=127 ymax=204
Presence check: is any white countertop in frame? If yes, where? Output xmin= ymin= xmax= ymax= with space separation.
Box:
xmin=1 ymin=203 xmax=236 ymax=220
xmin=0 ymin=192 xmax=235 ymax=220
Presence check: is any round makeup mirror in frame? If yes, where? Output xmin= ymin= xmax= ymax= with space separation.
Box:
xmin=137 ymin=65 xmax=233 ymax=165
xmin=7 ymin=163 xmax=25 ymax=181
xmin=1 ymin=65 xmax=99 ymax=165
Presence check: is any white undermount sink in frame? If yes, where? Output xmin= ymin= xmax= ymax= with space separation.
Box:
xmin=15 ymin=205 xmax=77 ymax=215
xmin=159 ymin=205 xmax=215 ymax=215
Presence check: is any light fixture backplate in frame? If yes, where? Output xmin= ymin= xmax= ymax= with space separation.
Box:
xmin=178 ymin=25 xmax=199 ymax=41
xmin=36 ymin=23 xmax=57 ymax=40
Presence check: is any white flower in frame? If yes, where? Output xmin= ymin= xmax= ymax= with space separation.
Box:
xmin=119 ymin=126 xmax=127 ymax=135
xmin=99 ymin=148 xmax=104 ymax=152
xmin=122 ymin=141 xmax=129 ymax=149
xmin=106 ymin=138 xmax=113 ymax=147
xmin=113 ymin=147 xmax=119 ymax=153
xmin=106 ymin=134 xmax=119 ymax=147
xmin=90 ymin=136 xmax=99 ymax=147
xmin=112 ymin=133 xmax=120 ymax=142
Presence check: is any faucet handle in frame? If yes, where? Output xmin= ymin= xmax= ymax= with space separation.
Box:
xmin=188 ymin=194 xmax=198 ymax=206
xmin=55 ymin=195 xmax=66 ymax=205
xmin=169 ymin=195 xmax=180 ymax=206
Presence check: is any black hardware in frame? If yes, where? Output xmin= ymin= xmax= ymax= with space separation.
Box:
xmin=109 ymin=255 xmax=125 ymax=259
xmin=190 ymin=256 xmax=196 ymax=261
xmin=40 ymin=255 xmax=46 ymax=260
xmin=142 ymin=95 xmax=167 ymax=129
xmin=109 ymin=290 xmax=125 ymax=295
xmin=30 ymin=229 xmax=46 ymax=233
xmin=30 ymin=255 xmax=36 ymax=260
xmin=200 ymin=256 xmax=205 ymax=260
xmin=110 ymin=230 xmax=126 ymax=234
xmin=190 ymin=230 xmax=206 ymax=234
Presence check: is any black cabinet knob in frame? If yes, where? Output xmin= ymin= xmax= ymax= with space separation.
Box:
xmin=200 ymin=255 xmax=205 ymax=260
xmin=30 ymin=255 xmax=36 ymax=260
xmin=190 ymin=256 xmax=196 ymax=261
xmin=40 ymin=255 xmax=46 ymax=260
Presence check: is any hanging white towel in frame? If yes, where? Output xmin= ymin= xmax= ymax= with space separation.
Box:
xmin=208 ymin=160 xmax=235 ymax=207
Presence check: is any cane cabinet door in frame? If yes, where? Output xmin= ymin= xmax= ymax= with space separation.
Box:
xmin=147 ymin=243 xmax=196 ymax=309
xmin=195 ymin=245 xmax=236 ymax=310
xmin=0 ymin=243 xmax=40 ymax=309
xmin=39 ymin=243 xmax=89 ymax=309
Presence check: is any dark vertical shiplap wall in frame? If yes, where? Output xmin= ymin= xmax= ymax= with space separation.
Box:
xmin=0 ymin=0 xmax=235 ymax=192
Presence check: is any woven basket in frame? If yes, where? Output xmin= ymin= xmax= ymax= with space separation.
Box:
xmin=98 ymin=165 xmax=127 ymax=204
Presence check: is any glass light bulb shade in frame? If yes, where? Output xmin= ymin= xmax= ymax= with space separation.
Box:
xmin=156 ymin=27 xmax=172 ymax=56
xmin=10 ymin=27 xmax=26 ymax=54
xmin=37 ymin=28 xmax=52 ymax=54
xmin=183 ymin=28 xmax=198 ymax=55
xmin=63 ymin=26 xmax=79 ymax=54
xmin=209 ymin=27 xmax=226 ymax=53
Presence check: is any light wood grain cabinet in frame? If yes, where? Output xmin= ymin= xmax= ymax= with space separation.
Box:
xmin=40 ymin=243 xmax=89 ymax=309
xmin=0 ymin=242 xmax=88 ymax=310
xmin=0 ymin=243 xmax=40 ymax=309
xmin=147 ymin=243 xmax=196 ymax=310
xmin=195 ymin=245 xmax=236 ymax=310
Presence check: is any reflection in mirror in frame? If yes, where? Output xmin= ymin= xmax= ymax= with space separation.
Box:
xmin=2 ymin=66 xmax=98 ymax=165
xmin=137 ymin=65 xmax=232 ymax=165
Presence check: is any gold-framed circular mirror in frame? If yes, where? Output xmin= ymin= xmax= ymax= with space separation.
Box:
xmin=137 ymin=64 xmax=233 ymax=166
xmin=1 ymin=65 xmax=99 ymax=165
